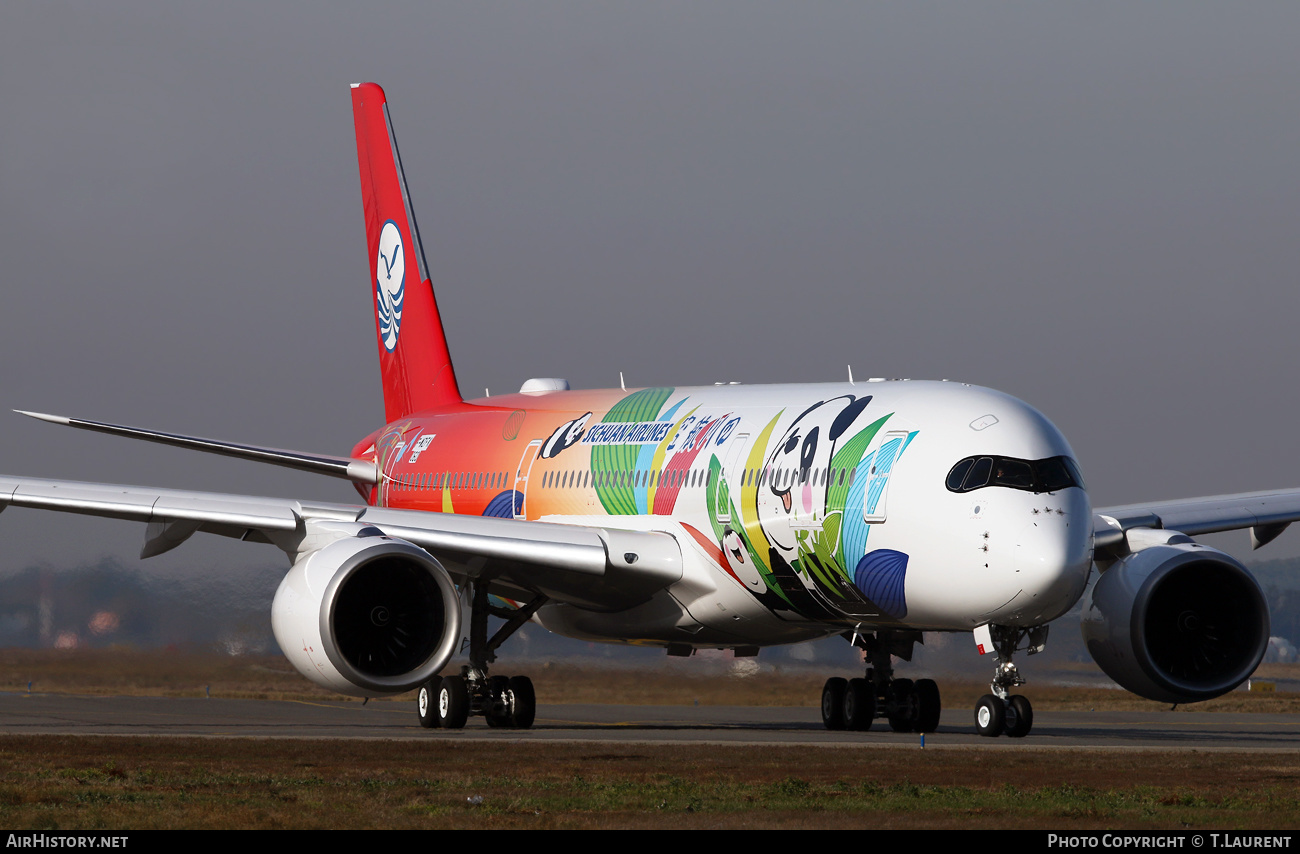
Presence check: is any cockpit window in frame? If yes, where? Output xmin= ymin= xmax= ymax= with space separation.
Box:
xmin=946 ymin=455 xmax=1084 ymax=494
xmin=993 ymin=458 xmax=1033 ymax=489
xmin=945 ymin=458 xmax=974 ymax=491
xmin=1036 ymin=456 xmax=1085 ymax=492
xmin=962 ymin=457 xmax=993 ymax=491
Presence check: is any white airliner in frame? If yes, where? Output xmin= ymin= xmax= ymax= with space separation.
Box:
xmin=1 ymin=83 xmax=1289 ymax=736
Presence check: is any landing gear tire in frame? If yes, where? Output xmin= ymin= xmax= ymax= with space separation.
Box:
xmin=974 ymin=693 xmax=1005 ymax=737
xmin=1005 ymin=694 xmax=1033 ymax=738
xmin=508 ymin=675 xmax=536 ymax=729
xmin=821 ymin=677 xmax=847 ymax=731
xmin=438 ymin=675 xmax=469 ymax=729
xmin=844 ymin=677 xmax=875 ymax=731
xmin=485 ymin=675 xmax=512 ymax=728
xmin=914 ymin=678 xmax=941 ymax=733
xmin=417 ymin=680 xmax=438 ymax=729
xmin=888 ymin=678 xmax=915 ymax=732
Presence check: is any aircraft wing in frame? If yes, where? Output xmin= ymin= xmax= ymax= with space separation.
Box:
xmin=14 ymin=411 xmax=379 ymax=485
xmin=1094 ymin=488 xmax=1300 ymax=551
xmin=0 ymin=476 xmax=682 ymax=611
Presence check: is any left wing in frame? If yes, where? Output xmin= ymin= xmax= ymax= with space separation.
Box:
xmin=0 ymin=476 xmax=682 ymax=611
xmin=14 ymin=411 xmax=380 ymax=485
xmin=1095 ymin=488 xmax=1300 ymax=552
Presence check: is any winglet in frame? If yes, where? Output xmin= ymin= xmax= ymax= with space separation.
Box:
xmin=14 ymin=410 xmax=70 ymax=425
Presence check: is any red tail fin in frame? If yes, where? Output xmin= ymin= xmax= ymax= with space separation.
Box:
xmin=351 ymin=82 xmax=463 ymax=420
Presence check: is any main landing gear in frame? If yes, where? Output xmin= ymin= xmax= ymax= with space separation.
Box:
xmin=821 ymin=630 xmax=941 ymax=733
xmin=971 ymin=624 xmax=1046 ymax=738
xmin=416 ymin=583 xmax=547 ymax=730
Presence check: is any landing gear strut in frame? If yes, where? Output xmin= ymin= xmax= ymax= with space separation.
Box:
xmin=972 ymin=624 xmax=1045 ymax=738
xmin=821 ymin=630 xmax=941 ymax=733
xmin=417 ymin=583 xmax=547 ymax=730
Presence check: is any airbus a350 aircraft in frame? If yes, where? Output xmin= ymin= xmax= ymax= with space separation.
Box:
xmin=3 ymin=83 xmax=1292 ymax=736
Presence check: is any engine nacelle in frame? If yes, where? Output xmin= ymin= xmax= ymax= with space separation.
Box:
xmin=272 ymin=532 xmax=461 ymax=697
xmin=1081 ymin=541 xmax=1269 ymax=703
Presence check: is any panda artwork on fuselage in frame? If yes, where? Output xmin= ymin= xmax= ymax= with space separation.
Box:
xmin=751 ymin=394 xmax=913 ymax=623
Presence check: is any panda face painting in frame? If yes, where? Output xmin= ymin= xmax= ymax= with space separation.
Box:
xmin=722 ymin=525 xmax=765 ymax=592
xmin=756 ymin=395 xmax=873 ymax=554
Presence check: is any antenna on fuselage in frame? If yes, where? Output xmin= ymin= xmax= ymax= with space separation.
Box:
xmin=620 ymin=371 xmax=626 ymax=391
xmin=847 ymin=365 xmax=855 ymax=386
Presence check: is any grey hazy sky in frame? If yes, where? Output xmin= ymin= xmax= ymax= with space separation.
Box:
xmin=2 ymin=2 xmax=1299 ymax=574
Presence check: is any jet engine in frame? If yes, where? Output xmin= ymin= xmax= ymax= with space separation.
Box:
xmin=1081 ymin=541 xmax=1269 ymax=704
xmin=271 ymin=531 xmax=461 ymax=697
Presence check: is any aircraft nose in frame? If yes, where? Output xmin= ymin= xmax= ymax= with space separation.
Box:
xmin=1012 ymin=499 xmax=1092 ymax=624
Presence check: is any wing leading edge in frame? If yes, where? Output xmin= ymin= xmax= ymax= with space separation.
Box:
xmin=1094 ymin=488 xmax=1300 ymax=552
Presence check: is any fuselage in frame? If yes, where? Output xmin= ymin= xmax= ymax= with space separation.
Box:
xmin=354 ymin=379 xmax=1093 ymax=646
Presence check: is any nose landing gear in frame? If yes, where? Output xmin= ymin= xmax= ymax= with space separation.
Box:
xmin=974 ymin=691 xmax=1033 ymax=737
xmin=972 ymin=624 xmax=1046 ymax=737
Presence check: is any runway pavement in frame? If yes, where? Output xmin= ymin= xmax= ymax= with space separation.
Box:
xmin=3 ymin=692 xmax=1299 ymax=749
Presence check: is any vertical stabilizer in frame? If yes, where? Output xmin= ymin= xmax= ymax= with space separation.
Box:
xmin=351 ymin=82 xmax=463 ymax=420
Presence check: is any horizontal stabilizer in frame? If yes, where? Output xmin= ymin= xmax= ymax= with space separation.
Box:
xmin=15 ymin=411 xmax=378 ymax=485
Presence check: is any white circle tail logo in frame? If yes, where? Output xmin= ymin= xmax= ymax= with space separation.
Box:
xmin=375 ymin=220 xmax=406 ymax=351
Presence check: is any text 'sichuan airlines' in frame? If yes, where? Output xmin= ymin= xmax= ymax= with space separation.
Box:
xmin=4 ymin=83 xmax=1290 ymax=735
